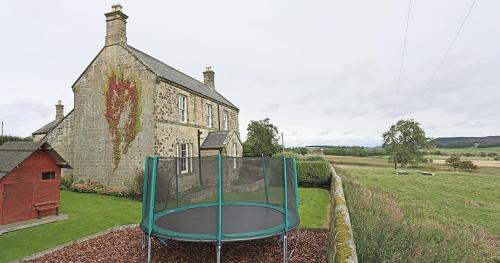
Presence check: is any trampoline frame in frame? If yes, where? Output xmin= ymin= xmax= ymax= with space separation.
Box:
xmin=142 ymin=151 xmax=300 ymax=263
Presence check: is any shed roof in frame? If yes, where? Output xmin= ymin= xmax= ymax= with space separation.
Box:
xmin=0 ymin=141 xmax=70 ymax=179
xmin=127 ymin=46 xmax=238 ymax=110
xmin=200 ymin=131 xmax=230 ymax=150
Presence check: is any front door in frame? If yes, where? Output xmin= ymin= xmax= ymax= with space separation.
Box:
xmin=2 ymin=182 xmax=33 ymax=224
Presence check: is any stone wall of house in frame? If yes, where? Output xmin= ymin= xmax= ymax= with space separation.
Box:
xmin=71 ymin=44 xmax=156 ymax=188
xmin=154 ymin=81 xmax=241 ymax=158
xmin=44 ymin=111 xmax=75 ymax=178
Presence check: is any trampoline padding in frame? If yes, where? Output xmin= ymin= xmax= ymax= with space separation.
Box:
xmin=152 ymin=204 xmax=297 ymax=241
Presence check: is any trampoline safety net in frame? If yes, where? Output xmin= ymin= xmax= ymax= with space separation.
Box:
xmin=140 ymin=154 xmax=300 ymax=242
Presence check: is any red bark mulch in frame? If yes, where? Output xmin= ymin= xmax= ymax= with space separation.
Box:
xmin=26 ymin=227 xmax=327 ymax=263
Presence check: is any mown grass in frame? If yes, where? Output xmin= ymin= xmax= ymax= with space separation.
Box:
xmin=0 ymin=191 xmax=141 ymax=263
xmin=337 ymin=166 xmax=500 ymax=262
xmin=0 ymin=188 xmax=328 ymax=262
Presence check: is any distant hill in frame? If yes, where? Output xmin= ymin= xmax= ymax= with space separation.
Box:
xmin=433 ymin=136 xmax=500 ymax=148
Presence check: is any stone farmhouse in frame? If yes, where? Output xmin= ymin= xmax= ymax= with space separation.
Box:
xmin=33 ymin=5 xmax=242 ymax=188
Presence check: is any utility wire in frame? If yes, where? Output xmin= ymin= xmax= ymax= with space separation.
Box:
xmin=395 ymin=0 xmax=413 ymax=111
xmin=425 ymin=0 xmax=478 ymax=90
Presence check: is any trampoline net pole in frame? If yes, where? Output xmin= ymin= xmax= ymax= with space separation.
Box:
xmin=147 ymin=156 xmax=158 ymax=263
xmin=283 ymin=157 xmax=289 ymax=263
xmin=262 ymin=154 xmax=270 ymax=204
xmin=292 ymin=157 xmax=300 ymax=218
xmin=217 ymin=150 xmax=223 ymax=256
xmin=141 ymin=157 xmax=150 ymax=224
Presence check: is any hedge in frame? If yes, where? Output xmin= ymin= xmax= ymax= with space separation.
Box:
xmin=297 ymin=160 xmax=331 ymax=188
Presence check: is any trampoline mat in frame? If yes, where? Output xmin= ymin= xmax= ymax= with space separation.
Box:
xmin=154 ymin=204 xmax=297 ymax=240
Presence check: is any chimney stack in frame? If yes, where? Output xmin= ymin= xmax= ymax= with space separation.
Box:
xmin=56 ymin=100 xmax=64 ymax=121
xmin=104 ymin=5 xmax=128 ymax=46
xmin=203 ymin=66 xmax=215 ymax=90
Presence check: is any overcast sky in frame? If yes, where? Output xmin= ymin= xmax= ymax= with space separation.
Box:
xmin=0 ymin=0 xmax=498 ymax=146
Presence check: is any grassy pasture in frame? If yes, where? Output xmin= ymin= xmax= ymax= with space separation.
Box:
xmin=333 ymin=156 xmax=500 ymax=262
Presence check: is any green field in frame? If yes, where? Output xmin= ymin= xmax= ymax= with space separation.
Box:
xmin=0 ymin=188 xmax=328 ymax=262
xmin=436 ymin=146 xmax=500 ymax=155
xmin=333 ymin=156 xmax=500 ymax=262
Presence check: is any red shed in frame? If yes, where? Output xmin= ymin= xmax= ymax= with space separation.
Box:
xmin=0 ymin=141 xmax=69 ymax=225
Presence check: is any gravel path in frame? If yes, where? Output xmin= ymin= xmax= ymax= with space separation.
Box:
xmin=26 ymin=227 xmax=327 ymax=263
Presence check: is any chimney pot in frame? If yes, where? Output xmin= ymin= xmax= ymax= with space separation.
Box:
xmin=203 ymin=66 xmax=215 ymax=90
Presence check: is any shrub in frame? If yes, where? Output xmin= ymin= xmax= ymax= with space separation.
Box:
xmin=458 ymin=160 xmax=478 ymax=170
xmin=71 ymin=180 xmax=106 ymax=194
xmin=296 ymin=160 xmax=331 ymax=188
xmin=124 ymin=170 xmax=145 ymax=200
xmin=60 ymin=174 xmax=74 ymax=190
xmin=494 ymin=156 xmax=500 ymax=161
xmin=304 ymin=155 xmax=325 ymax=161
xmin=273 ymin=151 xmax=303 ymax=160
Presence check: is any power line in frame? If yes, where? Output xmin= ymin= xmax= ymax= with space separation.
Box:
xmin=425 ymin=0 xmax=478 ymax=90
xmin=395 ymin=0 xmax=413 ymax=108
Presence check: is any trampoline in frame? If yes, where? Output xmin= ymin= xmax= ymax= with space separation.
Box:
xmin=140 ymin=153 xmax=300 ymax=263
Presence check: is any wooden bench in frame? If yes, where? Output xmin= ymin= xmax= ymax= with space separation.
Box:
xmin=33 ymin=201 xmax=59 ymax=219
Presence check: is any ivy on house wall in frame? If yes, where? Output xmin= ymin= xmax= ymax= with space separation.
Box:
xmin=103 ymin=66 xmax=142 ymax=170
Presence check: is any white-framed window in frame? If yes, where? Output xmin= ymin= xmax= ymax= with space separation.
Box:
xmin=178 ymin=95 xmax=187 ymax=123
xmin=223 ymin=110 xmax=229 ymax=131
xmin=176 ymin=143 xmax=192 ymax=174
xmin=206 ymin=104 xmax=212 ymax=128
xmin=233 ymin=142 xmax=237 ymax=169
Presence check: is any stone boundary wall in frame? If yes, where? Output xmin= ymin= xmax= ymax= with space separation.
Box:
xmin=10 ymin=224 xmax=138 ymax=263
xmin=327 ymin=165 xmax=358 ymax=263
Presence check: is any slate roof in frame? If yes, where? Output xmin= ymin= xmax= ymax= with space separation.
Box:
xmin=32 ymin=110 xmax=74 ymax=138
xmin=127 ymin=46 xmax=238 ymax=110
xmin=200 ymin=131 xmax=230 ymax=150
xmin=33 ymin=119 xmax=60 ymax=135
xmin=0 ymin=141 xmax=69 ymax=179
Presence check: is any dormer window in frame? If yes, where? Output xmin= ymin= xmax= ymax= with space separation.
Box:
xmin=178 ymin=95 xmax=187 ymax=123
xmin=223 ymin=110 xmax=229 ymax=131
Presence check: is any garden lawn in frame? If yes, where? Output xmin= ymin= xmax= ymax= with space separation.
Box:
xmin=0 ymin=188 xmax=329 ymax=262
xmin=0 ymin=191 xmax=141 ymax=263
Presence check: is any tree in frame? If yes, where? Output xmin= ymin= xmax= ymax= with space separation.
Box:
xmin=445 ymin=154 xmax=462 ymax=170
xmin=0 ymin=135 xmax=31 ymax=145
xmin=243 ymin=118 xmax=281 ymax=157
xmin=382 ymin=119 xmax=433 ymax=169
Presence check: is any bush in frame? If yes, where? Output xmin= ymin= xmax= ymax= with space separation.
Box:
xmin=71 ymin=180 xmax=106 ymax=194
xmin=296 ymin=161 xmax=331 ymax=188
xmin=304 ymin=155 xmax=325 ymax=161
xmin=60 ymin=174 xmax=74 ymax=190
xmin=273 ymin=151 xmax=303 ymax=160
xmin=494 ymin=156 xmax=500 ymax=161
xmin=124 ymin=170 xmax=145 ymax=200
xmin=458 ymin=160 xmax=478 ymax=170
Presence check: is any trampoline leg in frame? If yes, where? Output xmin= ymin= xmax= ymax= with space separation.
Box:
xmin=283 ymin=234 xmax=288 ymax=263
xmin=141 ymin=232 xmax=145 ymax=248
xmin=216 ymin=242 xmax=221 ymax=263
xmin=147 ymin=235 xmax=152 ymax=263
